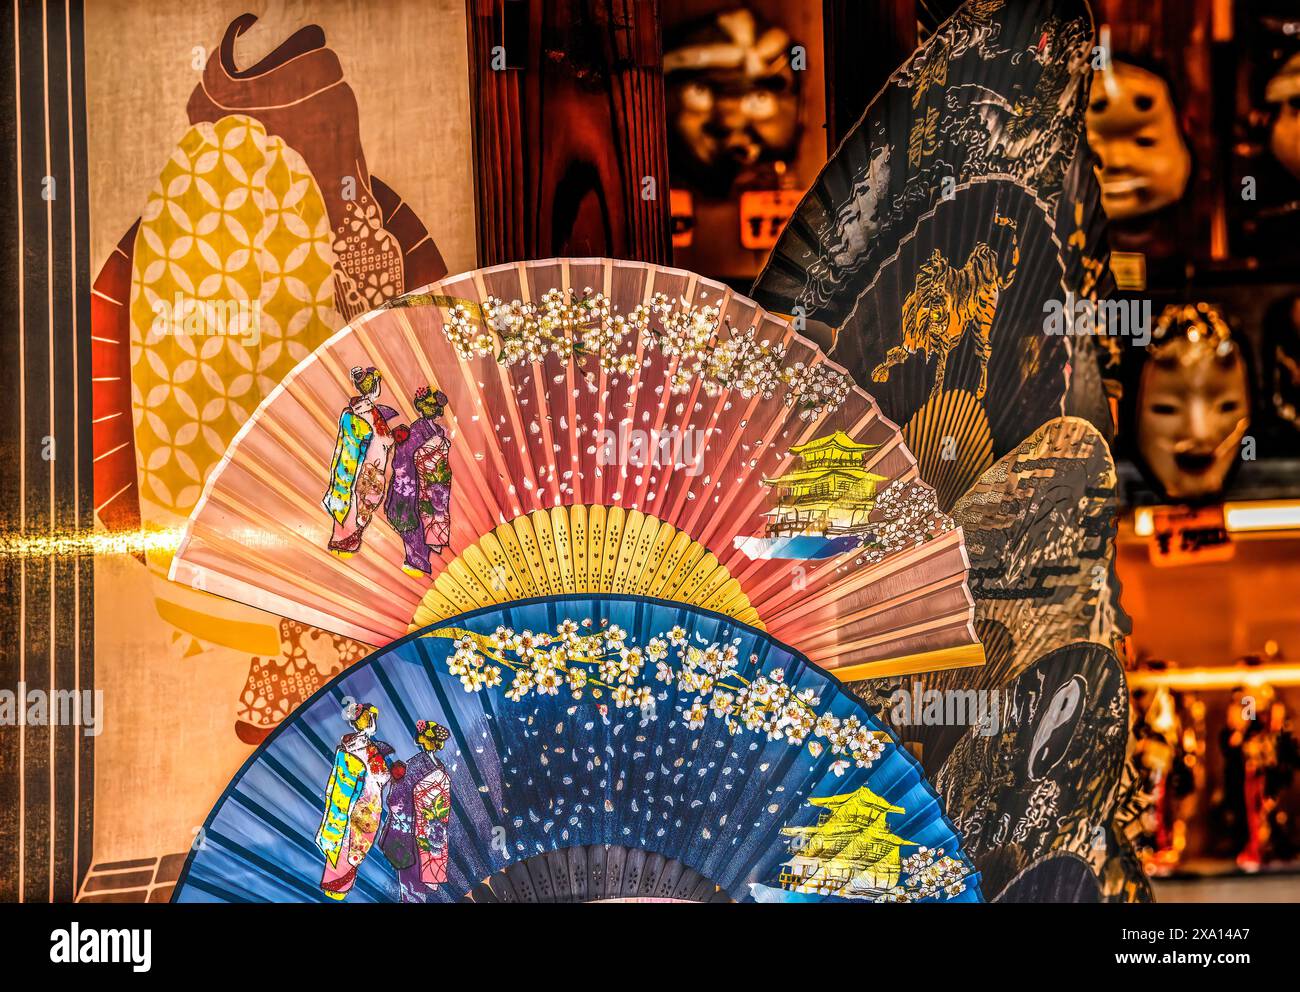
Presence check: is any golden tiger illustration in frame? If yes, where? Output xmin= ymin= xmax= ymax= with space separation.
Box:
xmin=871 ymin=215 xmax=1018 ymax=400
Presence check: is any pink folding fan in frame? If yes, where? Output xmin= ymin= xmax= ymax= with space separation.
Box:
xmin=171 ymin=258 xmax=982 ymax=679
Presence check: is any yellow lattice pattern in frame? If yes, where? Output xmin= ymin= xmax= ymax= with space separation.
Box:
xmin=129 ymin=114 xmax=340 ymax=533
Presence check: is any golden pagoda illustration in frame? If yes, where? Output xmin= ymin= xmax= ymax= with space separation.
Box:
xmin=761 ymin=431 xmax=886 ymax=537
xmin=778 ymin=787 xmax=915 ymax=898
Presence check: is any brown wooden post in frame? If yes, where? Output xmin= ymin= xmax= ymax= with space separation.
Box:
xmin=466 ymin=0 xmax=672 ymax=265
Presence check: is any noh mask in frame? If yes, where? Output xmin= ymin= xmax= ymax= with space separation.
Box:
xmin=1086 ymin=61 xmax=1191 ymax=220
xmin=663 ymin=7 xmax=800 ymax=193
xmin=1137 ymin=305 xmax=1250 ymax=503
xmin=1266 ymin=53 xmax=1300 ymax=180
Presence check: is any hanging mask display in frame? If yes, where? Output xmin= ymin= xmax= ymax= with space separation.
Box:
xmin=1086 ymin=60 xmax=1192 ymax=221
xmin=1264 ymin=292 xmax=1300 ymax=433
xmin=1135 ymin=304 xmax=1251 ymax=503
xmin=1266 ymin=53 xmax=1300 ymax=180
xmin=663 ymin=6 xmax=801 ymax=195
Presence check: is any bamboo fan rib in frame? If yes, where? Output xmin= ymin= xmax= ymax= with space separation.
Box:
xmin=902 ymin=389 xmax=994 ymax=511
xmin=465 ymin=846 xmax=730 ymax=904
xmin=172 ymin=256 xmax=983 ymax=678
xmin=409 ymin=506 xmax=762 ymax=631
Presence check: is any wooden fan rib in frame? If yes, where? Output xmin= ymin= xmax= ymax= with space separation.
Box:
xmin=525 ymin=509 xmax=562 ymax=596
xmin=599 ymin=505 xmax=625 ymax=594
xmin=509 ymin=512 xmax=554 ymax=597
xmin=807 ymin=610 xmax=982 ymax=670
xmin=622 ymin=512 xmax=663 ymax=595
xmin=635 ymin=520 xmax=677 ymax=597
xmin=488 ymin=526 xmax=538 ymax=599
xmin=646 ymin=530 xmax=699 ymax=599
xmin=548 ymin=505 xmax=577 ymax=594
xmin=461 ymin=540 xmax=520 ymax=604
xmin=782 ymin=569 xmax=972 ymax=646
xmin=585 ymin=504 xmax=607 ymax=593
xmin=789 ymin=581 xmax=976 ymax=655
xmin=570 ymin=503 xmax=589 ymax=591
xmin=756 ymin=528 xmax=968 ymax=621
xmin=672 ymin=551 xmax=721 ymax=607
xmin=409 ymin=505 xmax=761 ymax=628
xmin=688 ymin=562 xmax=736 ymax=613
xmin=761 ymin=548 xmax=968 ymax=632
xmin=408 ymin=584 xmax=464 ymax=629
xmin=610 ymin=510 xmax=645 ymax=595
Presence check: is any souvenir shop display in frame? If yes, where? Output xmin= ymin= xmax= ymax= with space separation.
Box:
xmin=1217 ymin=663 xmax=1298 ymax=872
xmin=1130 ymin=661 xmax=1201 ymax=876
xmin=166 ymin=0 xmax=1145 ymax=908
xmin=12 ymin=0 xmax=1300 ymax=934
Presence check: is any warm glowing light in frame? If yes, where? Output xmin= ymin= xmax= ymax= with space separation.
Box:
xmin=1223 ymin=499 xmax=1300 ymax=533
xmin=1129 ymin=499 xmax=1300 ymax=537
xmin=0 ymin=527 xmax=283 ymax=559
xmin=1133 ymin=507 xmax=1155 ymax=537
xmin=1128 ymin=664 xmax=1300 ymax=690
xmin=0 ymin=527 xmax=185 ymax=559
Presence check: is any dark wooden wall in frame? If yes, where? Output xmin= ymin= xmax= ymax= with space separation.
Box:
xmin=822 ymin=0 xmax=918 ymax=151
xmin=466 ymin=0 xmax=673 ymax=266
xmin=0 ymin=0 xmax=96 ymax=902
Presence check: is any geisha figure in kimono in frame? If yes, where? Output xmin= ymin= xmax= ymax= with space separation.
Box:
xmin=316 ymin=701 xmax=403 ymax=900
xmin=384 ymin=386 xmax=452 ymax=576
xmin=323 ymin=366 xmax=402 ymax=556
xmin=378 ymin=719 xmax=452 ymax=902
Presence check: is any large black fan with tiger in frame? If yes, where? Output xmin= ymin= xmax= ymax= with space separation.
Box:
xmin=752 ymin=0 xmax=1113 ymax=508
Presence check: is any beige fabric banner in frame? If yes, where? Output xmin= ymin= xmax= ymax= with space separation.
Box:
xmin=82 ymin=0 xmax=475 ymax=890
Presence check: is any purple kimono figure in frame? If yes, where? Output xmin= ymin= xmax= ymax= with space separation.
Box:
xmin=378 ymin=720 xmax=452 ymax=903
xmin=324 ymin=366 xmax=402 ymax=557
xmin=384 ymin=386 xmax=452 ymax=576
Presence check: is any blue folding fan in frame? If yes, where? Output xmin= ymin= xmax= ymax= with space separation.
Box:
xmin=173 ymin=595 xmax=981 ymax=903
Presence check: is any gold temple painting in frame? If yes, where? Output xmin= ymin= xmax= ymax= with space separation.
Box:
xmin=735 ymin=431 xmax=890 ymax=561
xmin=777 ymin=787 xmax=914 ymax=898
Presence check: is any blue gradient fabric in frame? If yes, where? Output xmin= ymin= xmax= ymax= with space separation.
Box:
xmin=175 ymin=595 xmax=981 ymax=903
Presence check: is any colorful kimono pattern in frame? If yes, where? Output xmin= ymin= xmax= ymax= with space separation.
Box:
xmin=316 ymin=732 xmax=397 ymax=899
xmin=377 ymin=750 xmax=451 ymax=902
xmin=384 ymin=415 xmax=452 ymax=574
xmin=324 ymin=399 xmax=399 ymax=553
